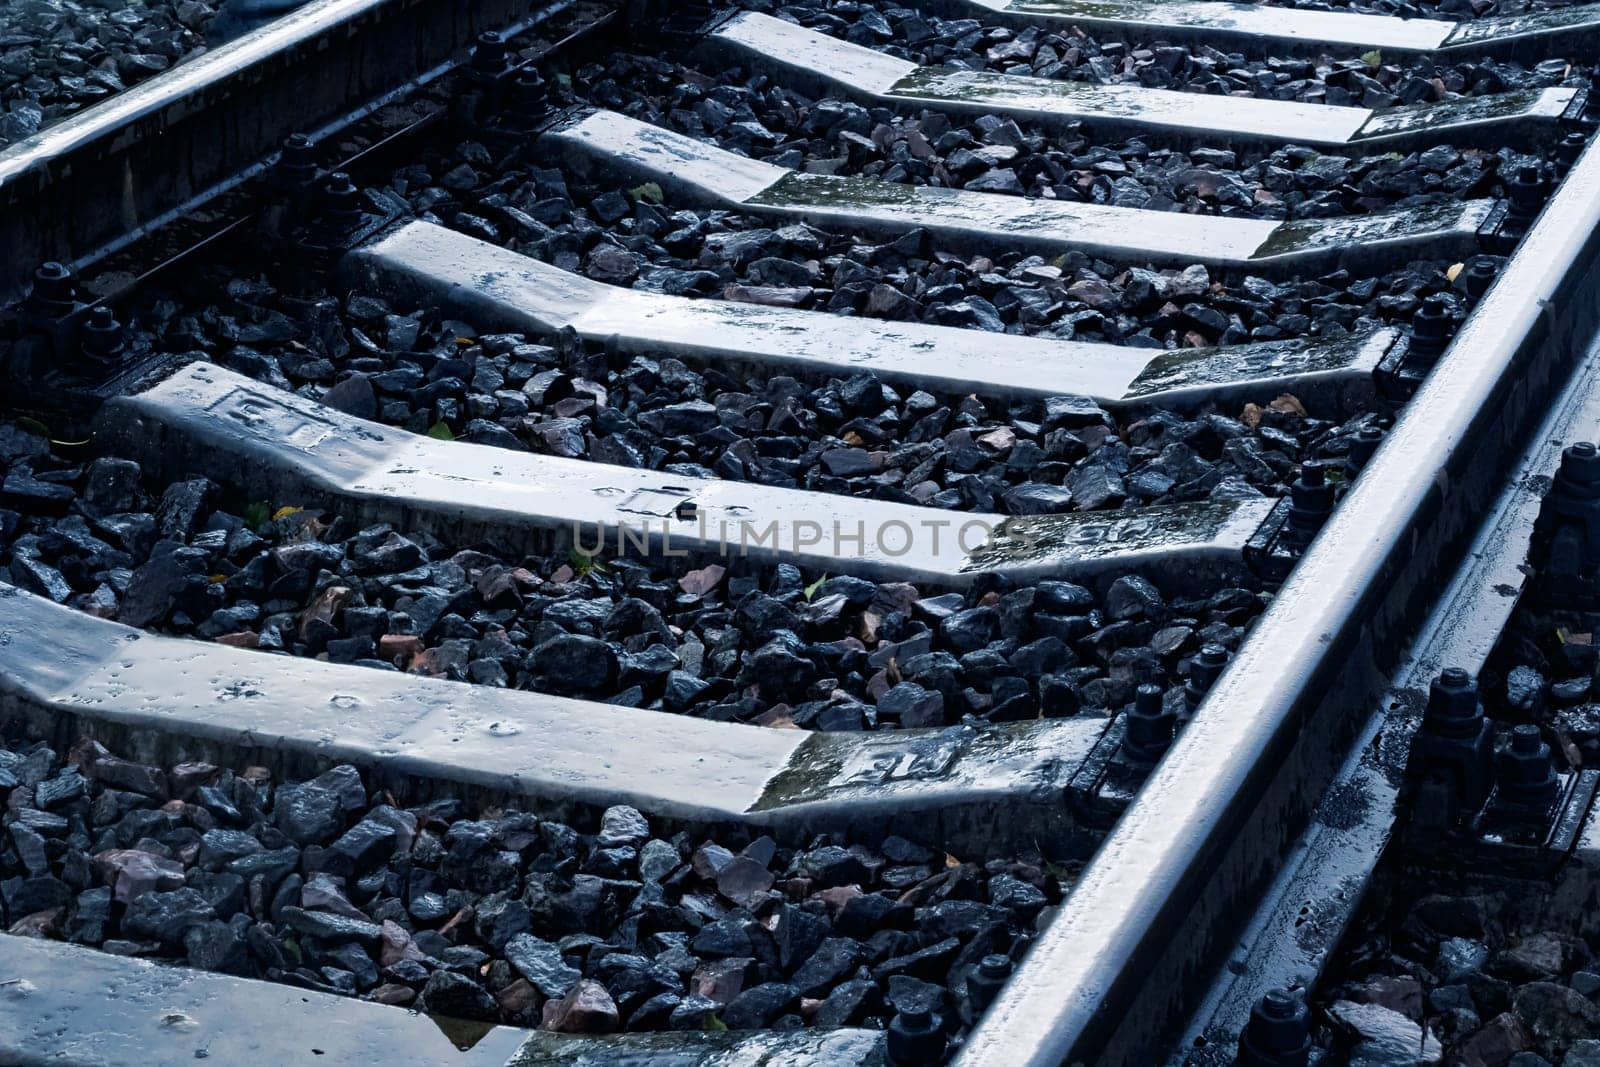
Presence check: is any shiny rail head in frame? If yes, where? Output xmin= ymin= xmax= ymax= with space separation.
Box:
xmin=0 ymin=0 xmax=399 ymax=186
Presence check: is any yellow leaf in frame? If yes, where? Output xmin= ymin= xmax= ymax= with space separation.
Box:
xmin=209 ymin=574 xmax=227 ymax=584
xmin=1446 ymin=262 xmax=1464 ymax=283
xmin=272 ymin=506 xmax=303 ymax=520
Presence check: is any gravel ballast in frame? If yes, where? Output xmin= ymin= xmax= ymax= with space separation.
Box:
xmin=0 ymin=0 xmax=219 ymax=150
xmin=0 ymin=731 xmax=1071 ymax=1057
xmin=0 ymin=408 xmax=1266 ymax=730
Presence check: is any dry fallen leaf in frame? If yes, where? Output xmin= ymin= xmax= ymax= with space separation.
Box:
xmin=1269 ymin=393 xmax=1308 ymax=417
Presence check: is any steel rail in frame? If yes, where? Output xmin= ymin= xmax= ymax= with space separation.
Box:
xmin=1172 ymin=281 xmax=1600 ymax=1061
xmin=0 ymin=1 xmax=1595 ymax=1062
xmin=0 ymin=0 xmax=533 ymax=303
xmin=955 ymin=129 xmax=1600 ymax=1067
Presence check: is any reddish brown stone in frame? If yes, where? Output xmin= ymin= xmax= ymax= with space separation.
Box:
xmin=540 ymin=980 xmax=619 ymax=1035
xmin=368 ymin=983 xmax=416 ymax=1007
xmin=691 ymin=957 xmax=756 ymax=1006
xmin=378 ymin=634 xmax=425 ymax=665
xmin=496 ymin=978 xmax=542 ymax=1022
xmin=93 ymin=849 xmax=185 ymax=903
xmin=1449 ymin=1011 xmax=1529 ymax=1067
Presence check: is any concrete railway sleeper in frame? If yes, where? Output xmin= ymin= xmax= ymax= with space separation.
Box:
xmin=0 ymin=0 xmax=1598 ymax=1063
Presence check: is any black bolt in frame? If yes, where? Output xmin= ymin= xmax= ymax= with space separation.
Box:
xmin=1425 ymin=667 xmax=1484 ymax=740
xmin=1344 ymin=425 xmax=1384 ymax=480
xmin=1284 ymin=459 xmax=1335 ymax=546
xmin=1123 ymin=683 xmax=1177 ymax=764
xmin=1505 ymin=163 xmax=1545 ymax=229
xmin=278 ymin=133 xmax=317 ymax=180
xmin=1497 ymin=724 xmax=1560 ymax=808
xmin=1462 ymin=257 xmax=1497 ymax=304
xmin=1556 ymin=130 xmax=1587 ymax=172
xmin=29 ymin=261 xmax=77 ymax=316
xmin=80 ymin=306 xmax=126 ymax=367
xmin=887 ymin=1007 xmax=946 ymax=1067
xmin=1413 ymin=667 xmax=1495 ymax=820
xmin=508 ymin=65 xmax=548 ymax=118
xmin=1555 ymin=441 xmax=1600 ymax=499
xmin=271 ymin=132 xmax=322 ymax=218
xmin=471 ymin=30 xmax=508 ymax=73
xmin=1408 ymin=293 xmax=1452 ymax=368
xmin=1236 ymin=988 xmax=1311 ymax=1067
xmin=965 ymin=954 xmax=1010 ymax=1015
xmin=1536 ymin=442 xmax=1600 ymax=583
xmin=1186 ymin=643 xmax=1230 ymax=711
xmin=319 ymin=171 xmax=363 ymax=234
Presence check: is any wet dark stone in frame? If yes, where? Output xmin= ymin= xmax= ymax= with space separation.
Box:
xmin=815 ymin=978 xmax=882 ymax=1029
xmin=792 ymin=937 xmax=868 ymax=998
xmin=321 ymin=374 xmax=379 ymax=419
xmin=116 ymin=546 xmax=209 ymax=628
xmin=124 ymin=887 xmax=217 ymax=944
xmin=273 ymin=784 xmax=345 ymax=846
xmin=877 ymin=682 xmax=946 ymax=728
xmin=532 ymin=633 xmax=617 ymax=693
xmin=505 ymin=933 xmax=581 ymax=997
xmin=279 ymin=906 xmax=382 ymax=947
xmin=720 ymin=982 xmax=801 ymax=1029
xmin=155 ymin=479 xmax=215 ymax=541
xmin=418 ymin=969 xmax=499 ymax=1020
xmin=185 ymin=919 xmax=252 ymax=974
xmin=34 ymin=770 xmax=86 ymax=809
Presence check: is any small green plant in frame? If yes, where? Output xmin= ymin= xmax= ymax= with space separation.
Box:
xmin=1043 ymin=860 xmax=1077 ymax=883
xmin=568 ymin=546 xmax=608 ymax=578
xmin=629 ymin=181 xmax=664 ymax=205
xmin=804 ymin=573 xmax=827 ymax=600
xmin=242 ymin=501 xmax=272 ymax=529
xmin=702 ymin=1015 xmax=729 ymax=1032
xmin=425 ymin=421 xmax=455 ymax=441
xmin=1360 ymin=49 xmax=1382 ymax=67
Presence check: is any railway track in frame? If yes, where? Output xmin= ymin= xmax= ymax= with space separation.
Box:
xmin=3 ymin=0 xmax=1600 ymax=1064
